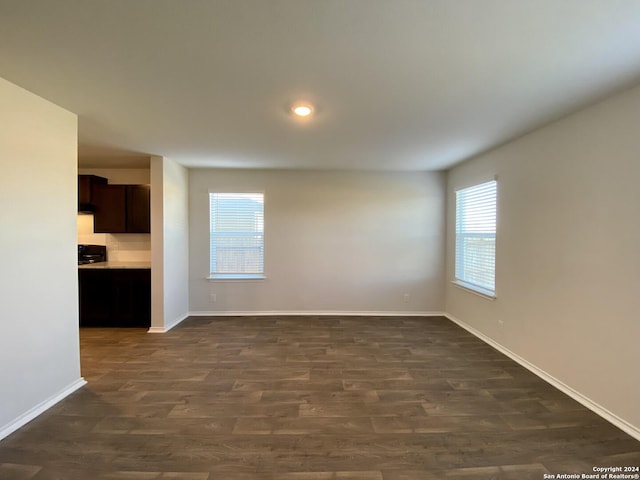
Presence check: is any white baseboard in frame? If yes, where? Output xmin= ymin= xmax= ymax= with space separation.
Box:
xmin=148 ymin=312 xmax=190 ymax=333
xmin=188 ymin=310 xmax=448 ymax=317
xmin=147 ymin=326 xmax=165 ymax=333
xmin=0 ymin=377 xmax=86 ymax=442
xmin=444 ymin=313 xmax=640 ymax=441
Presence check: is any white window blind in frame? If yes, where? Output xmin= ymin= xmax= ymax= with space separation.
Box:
xmin=455 ymin=180 xmax=497 ymax=296
xmin=209 ymin=193 xmax=264 ymax=279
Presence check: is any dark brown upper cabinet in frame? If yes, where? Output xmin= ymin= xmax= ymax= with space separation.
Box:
xmin=93 ymin=184 xmax=126 ymax=232
xmin=126 ymin=185 xmax=151 ymax=233
xmin=93 ymin=184 xmax=150 ymax=233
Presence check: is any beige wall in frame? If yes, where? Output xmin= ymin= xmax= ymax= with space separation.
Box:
xmin=150 ymin=157 xmax=189 ymax=332
xmin=445 ymin=84 xmax=640 ymax=434
xmin=189 ymin=169 xmax=445 ymax=314
xmin=0 ymin=77 xmax=83 ymax=438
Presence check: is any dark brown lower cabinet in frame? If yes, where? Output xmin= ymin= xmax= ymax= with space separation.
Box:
xmin=79 ymin=268 xmax=151 ymax=327
xmin=77 ymin=269 xmax=111 ymax=325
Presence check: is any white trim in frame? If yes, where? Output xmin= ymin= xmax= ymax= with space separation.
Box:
xmin=451 ymin=280 xmax=496 ymax=300
xmin=147 ymin=327 xmax=166 ymax=333
xmin=188 ymin=310 xmax=447 ymax=317
xmin=0 ymin=378 xmax=86 ymax=441
xmin=147 ymin=312 xmax=189 ymax=333
xmin=207 ymin=275 xmax=266 ymax=282
xmin=444 ymin=313 xmax=640 ymax=441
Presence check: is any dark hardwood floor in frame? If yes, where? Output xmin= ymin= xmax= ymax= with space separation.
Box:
xmin=1 ymin=315 xmax=638 ymax=479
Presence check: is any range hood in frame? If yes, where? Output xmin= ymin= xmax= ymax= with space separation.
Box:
xmin=78 ymin=174 xmax=107 ymax=213
xmin=78 ymin=202 xmax=97 ymax=214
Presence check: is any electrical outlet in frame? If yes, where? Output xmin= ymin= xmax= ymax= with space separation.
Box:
xmin=403 ymin=293 xmax=410 ymax=303
xmin=210 ymin=293 xmax=217 ymax=303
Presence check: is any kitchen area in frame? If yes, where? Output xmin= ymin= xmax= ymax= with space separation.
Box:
xmin=77 ymin=167 xmax=151 ymax=328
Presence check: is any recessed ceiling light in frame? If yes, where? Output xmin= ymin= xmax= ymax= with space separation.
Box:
xmin=291 ymin=102 xmax=314 ymax=117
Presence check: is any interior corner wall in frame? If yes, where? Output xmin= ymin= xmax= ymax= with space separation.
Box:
xmin=0 ymin=77 xmax=83 ymax=439
xmin=161 ymin=158 xmax=189 ymax=330
xmin=150 ymin=156 xmax=165 ymax=330
xmin=189 ymin=169 xmax=445 ymax=314
xmin=150 ymin=156 xmax=189 ymax=332
xmin=445 ymin=83 xmax=640 ymax=433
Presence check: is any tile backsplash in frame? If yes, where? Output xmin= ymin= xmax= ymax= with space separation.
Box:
xmin=77 ymin=215 xmax=151 ymax=262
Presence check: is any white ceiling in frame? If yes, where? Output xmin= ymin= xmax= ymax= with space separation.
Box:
xmin=1 ymin=0 xmax=640 ymax=171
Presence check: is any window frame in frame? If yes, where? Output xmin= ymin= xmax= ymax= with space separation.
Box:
xmin=208 ymin=191 xmax=265 ymax=281
xmin=453 ymin=179 xmax=497 ymax=299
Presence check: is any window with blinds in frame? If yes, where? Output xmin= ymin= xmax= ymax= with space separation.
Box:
xmin=209 ymin=193 xmax=264 ymax=279
xmin=455 ymin=180 xmax=497 ymax=296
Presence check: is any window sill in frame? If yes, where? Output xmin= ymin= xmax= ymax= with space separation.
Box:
xmin=207 ymin=274 xmax=266 ymax=282
xmin=451 ymin=280 xmax=496 ymax=301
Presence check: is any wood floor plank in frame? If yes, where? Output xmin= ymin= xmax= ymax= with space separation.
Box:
xmin=0 ymin=315 xmax=638 ymax=479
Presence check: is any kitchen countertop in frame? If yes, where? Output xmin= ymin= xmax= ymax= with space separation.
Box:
xmin=78 ymin=261 xmax=151 ymax=269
